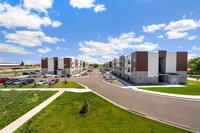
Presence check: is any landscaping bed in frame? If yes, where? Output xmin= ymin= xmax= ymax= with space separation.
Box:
xmin=138 ymin=80 xmax=200 ymax=95
xmin=15 ymin=92 xmax=191 ymax=133
xmin=0 ymin=90 xmax=56 ymax=129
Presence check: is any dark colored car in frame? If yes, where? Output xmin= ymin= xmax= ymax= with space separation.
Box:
xmin=22 ymin=72 xmax=30 ymax=75
xmin=26 ymin=79 xmax=35 ymax=84
xmin=66 ymin=74 xmax=72 ymax=77
xmin=49 ymin=79 xmax=60 ymax=85
xmin=21 ymin=79 xmax=35 ymax=85
xmin=3 ymin=78 xmax=18 ymax=85
xmin=0 ymin=78 xmax=10 ymax=83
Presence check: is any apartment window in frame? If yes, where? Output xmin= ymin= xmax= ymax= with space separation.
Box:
xmin=128 ymin=67 xmax=130 ymax=72
xmin=128 ymin=59 xmax=130 ymax=64
xmin=133 ymin=58 xmax=136 ymax=62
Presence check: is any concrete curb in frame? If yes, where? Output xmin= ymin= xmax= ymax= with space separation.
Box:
xmin=89 ymin=89 xmax=197 ymax=133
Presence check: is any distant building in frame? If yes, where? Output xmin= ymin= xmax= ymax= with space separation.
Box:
xmin=0 ymin=62 xmax=19 ymax=67
xmin=41 ymin=57 xmax=89 ymax=76
xmin=105 ymin=50 xmax=188 ymax=85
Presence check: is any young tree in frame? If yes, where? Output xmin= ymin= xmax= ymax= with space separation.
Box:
xmin=20 ymin=61 xmax=25 ymax=66
xmin=189 ymin=57 xmax=200 ymax=73
xmin=80 ymin=100 xmax=90 ymax=114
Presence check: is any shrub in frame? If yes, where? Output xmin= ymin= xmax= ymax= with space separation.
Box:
xmin=80 ymin=100 xmax=89 ymax=114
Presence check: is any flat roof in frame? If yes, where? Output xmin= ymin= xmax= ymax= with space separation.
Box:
xmin=0 ymin=62 xmax=19 ymax=66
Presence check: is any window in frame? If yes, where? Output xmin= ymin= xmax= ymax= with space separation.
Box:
xmin=128 ymin=59 xmax=130 ymax=64
xmin=128 ymin=67 xmax=130 ymax=72
xmin=133 ymin=58 xmax=136 ymax=62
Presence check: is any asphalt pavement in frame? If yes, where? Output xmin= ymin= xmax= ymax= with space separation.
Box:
xmin=69 ymin=69 xmax=200 ymax=132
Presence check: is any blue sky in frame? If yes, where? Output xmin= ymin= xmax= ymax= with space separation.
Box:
xmin=0 ymin=0 xmax=200 ymax=64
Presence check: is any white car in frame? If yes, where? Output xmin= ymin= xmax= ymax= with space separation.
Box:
xmin=52 ymin=74 xmax=61 ymax=78
xmin=42 ymin=74 xmax=52 ymax=78
xmin=36 ymin=79 xmax=49 ymax=85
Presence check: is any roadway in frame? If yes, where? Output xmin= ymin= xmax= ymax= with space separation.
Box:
xmin=70 ymin=69 xmax=200 ymax=132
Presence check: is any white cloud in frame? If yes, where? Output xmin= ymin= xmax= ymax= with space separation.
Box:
xmin=24 ymin=60 xmax=39 ymax=65
xmin=78 ymin=32 xmax=159 ymax=63
xmin=0 ymin=3 xmax=61 ymax=29
xmin=52 ymin=21 xmax=62 ymax=27
xmin=37 ymin=47 xmax=52 ymax=53
xmin=166 ymin=31 xmax=188 ymax=39
xmin=77 ymin=55 xmax=99 ymax=63
xmin=188 ymin=35 xmax=198 ymax=40
xmin=130 ymin=42 xmax=159 ymax=51
xmin=188 ymin=53 xmax=198 ymax=60
xmin=69 ymin=0 xmax=95 ymax=9
xmin=0 ymin=57 xmax=4 ymax=62
xmin=143 ymin=24 xmax=166 ymax=33
xmin=157 ymin=35 xmax=164 ymax=38
xmin=5 ymin=30 xmax=65 ymax=47
xmin=94 ymin=4 xmax=106 ymax=13
xmin=23 ymin=0 xmax=53 ymax=13
xmin=56 ymin=47 xmax=68 ymax=50
xmin=192 ymin=46 xmax=200 ymax=51
xmin=69 ymin=0 xmax=106 ymax=13
xmin=165 ymin=19 xmax=199 ymax=32
xmin=0 ymin=43 xmax=33 ymax=54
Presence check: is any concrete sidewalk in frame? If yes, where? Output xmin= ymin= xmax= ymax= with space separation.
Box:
xmin=0 ymin=90 xmax=65 ymax=133
xmin=0 ymin=88 xmax=92 ymax=133
xmin=187 ymin=77 xmax=199 ymax=81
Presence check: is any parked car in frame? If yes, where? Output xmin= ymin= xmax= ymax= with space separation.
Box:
xmin=30 ymin=72 xmax=37 ymax=75
xmin=87 ymin=69 xmax=93 ymax=73
xmin=36 ymin=79 xmax=49 ymax=85
xmin=26 ymin=79 xmax=35 ymax=84
xmin=0 ymin=77 xmax=10 ymax=83
xmin=49 ymin=79 xmax=60 ymax=85
xmin=52 ymin=74 xmax=61 ymax=78
xmin=66 ymin=74 xmax=72 ymax=77
xmin=22 ymin=72 xmax=30 ymax=75
xmin=12 ymin=79 xmax=23 ymax=85
xmin=3 ymin=78 xmax=18 ymax=85
xmin=81 ymin=72 xmax=89 ymax=76
xmin=61 ymin=74 xmax=65 ymax=77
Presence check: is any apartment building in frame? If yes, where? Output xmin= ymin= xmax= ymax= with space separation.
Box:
xmin=41 ymin=57 xmax=89 ymax=76
xmin=106 ymin=50 xmax=188 ymax=85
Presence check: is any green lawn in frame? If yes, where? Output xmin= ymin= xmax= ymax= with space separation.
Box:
xmin=0 ymin=90 xmax=56 ymax=129
xmin=0 ymin=81 xmax=84 ymax=89
xmin=15 ymin=92 xmax=191 ymax=133
xmin=138 ymin=80 xmax=200 ymax=95
xmin=0 ymin=69 xmax=38 ymax=74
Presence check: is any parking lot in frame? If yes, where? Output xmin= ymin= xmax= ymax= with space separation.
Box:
xmin=0 ymin=69 xmax=93 ymax=86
